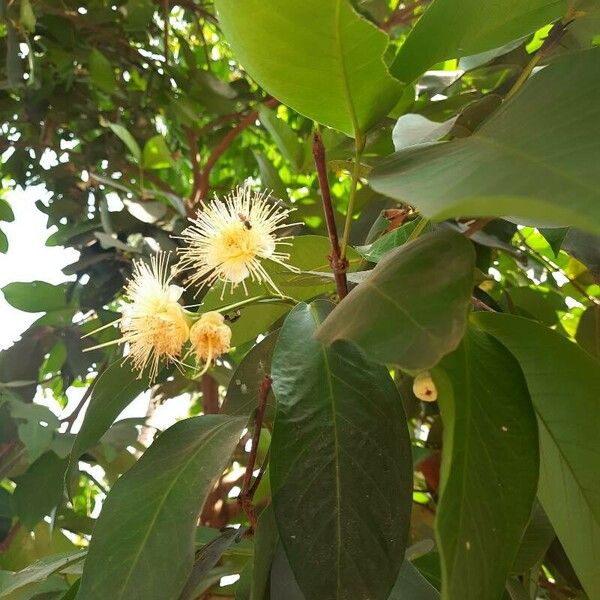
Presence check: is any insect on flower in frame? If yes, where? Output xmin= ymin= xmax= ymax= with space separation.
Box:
xmin=84 ymin=252 xmax=189 ymax=382
xmin=177 ymin=183 xmax=297 ymax=297
xmin=189 ymin=311 xmax=232 ymax=375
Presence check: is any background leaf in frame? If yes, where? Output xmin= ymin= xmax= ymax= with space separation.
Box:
xmin=371 ymin=48 xmax=600 ymax=234
xmin=434 ymin=326 xmax=539 ymax=600
xmin=77 ymin=415 xmax=246 ymax=600
xmin=215 ymin=0 xmax=402 ymax=136
xmin=391 ymin=0 xmax=566 ymax=83
xmin=270 ymin=301 xmax=413 ymax=600
xmin=474 ymin=313 xmax=600 ymax=598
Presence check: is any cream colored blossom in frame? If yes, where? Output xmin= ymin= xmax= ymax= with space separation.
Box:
xmin=119 ymin=253 xmax=189 ymax=381
xmin=177 ymin=183 xmax=296 ymax=297
xmin=413 ymin=371 xmax=438 ymax=402
xmin=189 ymin=311 xmax=232 ymax=374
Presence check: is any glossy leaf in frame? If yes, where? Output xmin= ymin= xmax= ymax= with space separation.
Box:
xmin=2 ymin=281 xmax=68 ymax=313
xmin=372 ymin=49 xmax=600 ymax=234
xmin=142 ymin=135 xmax=173 ymax=170
xmin=270 ymin=301 xmax=412 ymax=600
xmin=215 ymin=0 xmax=402 ymax=136
xmin=357 ymin=219 xmax=432 ymax=263
xmin=511 ymin=501 xmax=555 ymax=575
xmin=575 ymin=304 xmax=600 ymax=360
xmin=473 ymin=312 xmax=600 ymax=598
xmin=391 ymin=0 xmax=566 ymax=83
xmin=77 ymin=415 xmax=246 ymax=600
xmin=434 ymin=327 xmax=539 ymax=600
xmin=316 ymin=230 xmax=475 ymax=371
xmin=258 ymin=106 xmax=304 ymax=171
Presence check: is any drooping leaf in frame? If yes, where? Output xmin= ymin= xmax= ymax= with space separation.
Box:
xmin=371 ymin=48 xmax=600 ymax=234
xmin=258 ymin=106 xmax=304 ymax=171
xmin=391 ymin=0 xmax=566 ymax=83
xmin=215 ymin=0 xmax=402 ymax=136
xmin=142 ymin=135 xmax=174 ymax=170
xmin=270 ymin=301 xmax=412 ymax=600
xmin=105 ymin=122 xmax=142 ymax=163
xmin=88 ymin=49 xmax=117 ymax=94
xmin=434 ymin=326 xmax=539 ymax=600
xmin=316 ymin=230 xmax=475 ymax=371
xmin=252 ymin=505 xmax=279 ymax=600
xmin=77 ymin=415 xmax=246 ymax=600
xmin=0 ymin=551 xmax=86 ymax=598
xmin=473 ymin=312 xmax=600 ymax=598
xmin=389 ymin=561 xmax=440 ymax=600
xmin=13 ymin=452 xmax=68 ymax=531
xmin=69 ymin=360 xmax=150 ymax=470
xmin=0 ymin=198 xmax=14 ymax=223
xmin=511 ymin=501 xmax=555 ymax=575
xmin=392 ymin=114 xmax=457 ymax=151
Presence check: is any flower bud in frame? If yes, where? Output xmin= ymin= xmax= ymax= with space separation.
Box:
xmin=413 ymin=371 xmax=438 ymax=402
xmin=189 ymin=311 xmax=232 ymax=374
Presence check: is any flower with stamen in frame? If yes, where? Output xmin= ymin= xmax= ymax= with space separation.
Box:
xmin=119 ymin=253 xmax=189 ymax=382
xmin=177 ymin=183 xmax=297 ymax=296
xmin=189 ymin=311 xmax=232 ymax=374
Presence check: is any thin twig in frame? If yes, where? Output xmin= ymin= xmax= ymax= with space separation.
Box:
xmin=185 ymin=127 xmax=202 ymax=209
xmin=463 ymin=217 xmax=493 ymax=237
xmin=0 ymin=522 xmax=21 ymax=553
xmin=312 ymin=131 xmax=349 ymax=299
xmin=238 ymin=375 xmax=271 ymax=533
xmin=191 ymin=97 xmax=279 ymax=213
xmin=381 ymin=0 xmax=427 ymax=31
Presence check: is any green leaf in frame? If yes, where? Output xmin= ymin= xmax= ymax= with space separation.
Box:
xmin=69 ymin=361 xmax=151 ymax=470
xmin=391 ymin=0 xmax=566 ymax=83
xmin=0 ymin=551 xmax=86 ymax=598
xmin=13 ymin=452 xmax=68 ymax=531
xmin=142 ymin=135 xmax=173 ymax=170
xmin=253 ymin=151 xmax=289 ymax=201
xmin=389 ymin=561 xmax=440 ymax=600
xmin=0 ymin=198 xmax=14 ymax=223
xmin=371 ymin=48 xmax=600 ymax=234
xmin=392 ymin=114 xmax=457 ymax=151
xmin=434 ymin=326 xmax=539 ymax=600
xmin=77 ymin=415 xmax=246 ymax=600
xmin=19 ymin=0 xmax=36 ymax=32
xmin=357 ymin=218 xmax=432 ymax=263
xmin=575 ymin=304 xmax=600 ymax=360
xmin=316 ymin=230 xmax=475 ymax=371
xmin=251 ymin=505 xmax=279 ymax=600
xmin=88 ymin=49 xmax=117 ymax=94
xmin=258 ymin=106 xmax=304 ymax=171
xmin=2 ymin=281 xmax=67 ymax=313
xmin=106 ymin=122 xmax=142 ymax=163
xmin=511 ymin=501 xmax=555 ymax=575
xmin=0 ymin=230 xmax=7 ymax=254
xmin=215 ymin=0 xmax=402 ymax=136
xmin=473 ymin=312 xmax=600 ymax=598
xmin=270 ymin=301 xmax=412 ymax=600
xmin=222 ymin=330 xmax=278 ymax=418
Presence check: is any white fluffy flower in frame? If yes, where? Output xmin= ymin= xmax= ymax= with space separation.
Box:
xmin=119 ymin=253 xmax=189 ymax=382
xmin=177 ymin=183 xmax=296 ymax=296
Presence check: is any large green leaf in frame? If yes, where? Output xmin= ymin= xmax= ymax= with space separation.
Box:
xmin=434 ymin=327 xmax=539 ymax=600
xmin=575 ymin=304 xmax=600 ymax=360
xmin=76 ymin=415 xmax=246 ymax=600
xmin=371 ymin=49 xmax=600 ymax=234
xmin=473 ymin=313 xmax=600 ymax=598
xmin=69 ymin=360 xmax=150 ymax=470
xmin=2 ymin=281 xmax=68 ymax=313
xmin=270 ymin=301 xmax=412 ymax=600
xmin=391 ymin=0 xmax=566 ymax=83
xmin=389 ymin=561 xmax=440 ymax=600
xmin=316 ymin=230 xmax=475 ymax=371
xmin=215 ymin=0 xmax=402 ymax=136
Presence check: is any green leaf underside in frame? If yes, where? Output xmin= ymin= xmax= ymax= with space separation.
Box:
xmin=215 ymin=0 xmax=402 ymax=136
xmin=316 ymin=230 xmax=475 ymax=371
xmin=391 ymin=0 xmax=566 ymax=83
xmin=371 ymin=48 xmax=600 ymax=234
xmin=473 ymin=313 xmax=600 ymax=598
xmin=435 ymin=327 xmax=539 ymax=600
xmin=270 ymin=301 xmax=412 ymax=600
xmin=76 ymin=415 xmax=246 ymax=600
xmin=389 ymin=561 xmax=440 ymax=599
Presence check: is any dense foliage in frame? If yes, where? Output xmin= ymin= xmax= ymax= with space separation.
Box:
xmin=0 ymin=1 xmax=599 ymax=599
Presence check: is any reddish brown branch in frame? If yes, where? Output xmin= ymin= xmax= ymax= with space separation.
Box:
xmin=190 ymin=97 xmax=279 ymax=213
xmin=463 ymin=217 xmax=493 ymax=237
xmin=238 ymin=375 xmax=271 ymax=533
xmin=312 ymin=132 xmax=349 ymax=299
xmin=0 ymin=522 xmax=21 ymax=553
xmin=202 ymin=373 xmax=220 ymax=414
xmin=185 ymin=127 xmax=202 ymax=210
xmin=382 ymin=0 xmax=428 ymax=31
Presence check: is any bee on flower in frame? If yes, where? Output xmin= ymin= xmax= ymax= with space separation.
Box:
xmin=189 ymin=311 xmax=232 ymax=375
xmin=177 ymin=183 xmax=297 ymax=297
xmin=85 ymin=253 xmax=189 ymax=382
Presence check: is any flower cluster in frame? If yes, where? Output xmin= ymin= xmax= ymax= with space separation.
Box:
xmin=85 ymin=184 xmax=295 ymax=382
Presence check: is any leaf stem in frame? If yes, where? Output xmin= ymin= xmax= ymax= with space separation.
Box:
xmin=406 ymin=217 xmax=430 ymax=242
xmin=212 ymin=294 xmax=296 ymax=315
